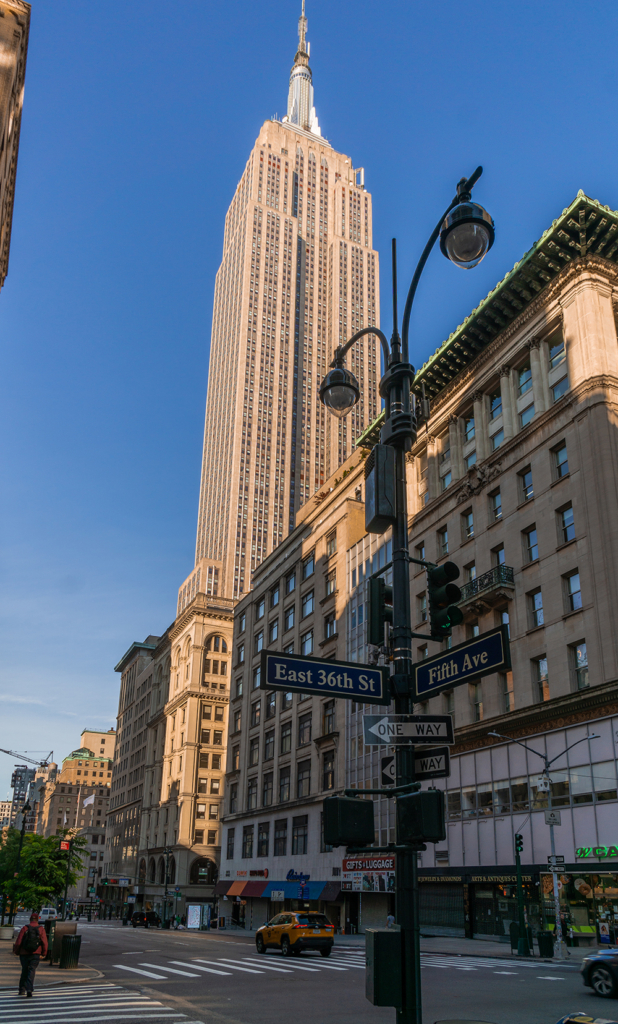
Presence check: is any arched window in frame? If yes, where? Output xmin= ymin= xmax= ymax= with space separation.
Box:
xmin=138 ymin=859 xmax=146 ymax=883
xmin=157 ymin=857 xmax=165 ymax=885
xmin=168 ymin=856 xmax=176 ymax=884
xmin=206 ymin=635 xmax=227 ymax=654
xmin=189 ymin=857 xmax=217 ymax=885
xmin=148 ymin=858 xmax=156 ymax=883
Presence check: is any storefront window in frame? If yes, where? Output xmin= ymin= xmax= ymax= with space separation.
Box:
xmin=477 ymin=782 xmax=493 ymax=816
xmin=493 ymin=780 xmax=510 ymax=814
xmin=461 ymin=786 xmax=476 ymax=818
xmin=510 ymin=776 xmax=529 ymax=812
xmin=570 ymin=768 xmax=594 ymax=805
xmin=447 ymin=790 xmax=461 ymax=819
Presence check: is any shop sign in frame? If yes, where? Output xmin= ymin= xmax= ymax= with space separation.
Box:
xmin=271 ymin=890 xmax=285 ymax=900
xmin=576 ymin=845 xmax=618 ymax=859
xmin=261 ymin=650 xmax=388 ymax=704
xmin=470 ymin=875 xmax=532 ymax=883
xmin=286 ymin=870 xmax=310 ymax=883
xmin=342 ymin=855 xmax=395 ymax=893
xmin=236 ymin=871 xmax=247 ymax=877
xmin=118 ymin=878 xmax=130 ymax=887
xmin=250 ymin=869 xmax=268 ymax=877
xmin=419 ymin=876 xmax=463 ymax=883
xmin=127 ymin=895 xmax=136 ymax=903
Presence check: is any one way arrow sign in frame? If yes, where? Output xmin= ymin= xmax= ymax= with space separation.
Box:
xmin=363 ymin=714 xmax=454 ymax=746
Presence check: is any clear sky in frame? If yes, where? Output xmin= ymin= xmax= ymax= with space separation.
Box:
xmin=2 ymin=0 xmax=618 ymax=795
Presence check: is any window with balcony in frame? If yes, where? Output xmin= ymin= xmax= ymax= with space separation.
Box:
xmin=257 ymin=822 xmax=269 ymax=857
xmin=280 ymin=721 xmax=292 ymax=755
xmin=528 ymin=589 xmax=544 ymax=628
xmin=572 ymin=641 xmax=589 ymax=689
xmin=559 ymin=505 xmax=575 ymax=544
xmin=523 ymin=526 xmax=538 ymax=562
xmin=554 ymin=442 xmax=569 ymax=478
xmin=493 ymin=544 xmax=505 ymax=566
xmin=533 ymin=656 xmax=549 ymax=702
xmin=565 ymin=571 xmax=582 ymax=612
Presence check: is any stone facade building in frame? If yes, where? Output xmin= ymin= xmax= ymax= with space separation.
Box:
xmin=0 ymin=0 xmax=30 ymax=291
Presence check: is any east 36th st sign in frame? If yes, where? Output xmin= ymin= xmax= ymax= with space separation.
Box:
xmin=260 ymin=650 xmax=388 ymax=705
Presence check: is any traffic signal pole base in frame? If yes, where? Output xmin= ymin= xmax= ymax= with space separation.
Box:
xmin=517 ymin=938 xmax=531 ymax=956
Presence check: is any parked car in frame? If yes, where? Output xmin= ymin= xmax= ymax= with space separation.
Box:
xmin=255 ymin=912 xmax=334 ymax=957
xmin=581 ymin=949 xmax=618 ymax=997
xmin=37 ymin=907 xmax=58 ymax=922
xmin=131 ymin=911 xmax=161 ymax=929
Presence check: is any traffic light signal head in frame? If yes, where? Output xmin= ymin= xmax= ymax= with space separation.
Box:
xmin=427 ymin=561 xmax=463 ymax=638
xmin=397 ymin=790 xmax=446 ymax=845
xmin=367 ymin=577 xmax=393 ymax=646
xmin=515 ymin=833 xmax=523 ymax=853
xmin=323 ymin=796 xmax=375 ymax=848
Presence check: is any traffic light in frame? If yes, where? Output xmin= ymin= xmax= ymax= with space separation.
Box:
xmin=427 ymin=561 xmax=463 ymax=638
xmin=323 ymin=795 xmax=375 ymax=847
xmin=367 ymin=577 xmax=393 ymax=646
xmin=397 ymin=790 xmax=446 ymax=845
xmin=515 ymin=833 xmax=523 ymax=854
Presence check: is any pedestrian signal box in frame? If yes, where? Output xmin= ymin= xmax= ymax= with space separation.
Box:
xmin=396 ymin=790 xmax=446 ymax=845
xmin=323 ymin=795 xmax=375 ymax=848
xmin=366 ymin=928 xmax=402 ymax=1007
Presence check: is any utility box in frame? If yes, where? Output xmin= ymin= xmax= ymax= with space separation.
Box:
xmin=366 ymin=928 xmax=402 ymax=1007
xmin=365 ymin=444 xmax=396 ymax=533
xmin=323 ymin=796 xmax=375 ymax=847
xmin=397 ymin=789 xmax=446 ymax=845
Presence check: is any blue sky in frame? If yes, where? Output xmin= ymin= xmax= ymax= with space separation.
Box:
xmin=1 ymin=0 xmax=617 ymax=794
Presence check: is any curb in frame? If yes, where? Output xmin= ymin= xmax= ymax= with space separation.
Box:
xmin=0 ymin=968 xmax=104 ymax=991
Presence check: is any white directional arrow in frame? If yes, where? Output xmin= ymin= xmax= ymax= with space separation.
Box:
xmin=363 ymin=714 xmax=454 ymax=746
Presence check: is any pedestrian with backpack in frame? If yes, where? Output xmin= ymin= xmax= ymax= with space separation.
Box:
xmin=13 ymin=912 xmax=48 ymax=997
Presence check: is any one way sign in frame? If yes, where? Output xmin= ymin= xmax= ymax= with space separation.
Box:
xmin=381 ymin=748 xmax=450 ymax=784
xmin=363 ymin=714 xmax=454 ymax=746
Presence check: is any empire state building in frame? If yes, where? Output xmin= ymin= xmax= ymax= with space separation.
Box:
xmin=185 ymin=3 xmax=380 ymax=606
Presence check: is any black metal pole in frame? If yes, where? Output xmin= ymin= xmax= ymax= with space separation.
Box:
xmin=61 ymin=840 xmax=72 ymax=922
xmin=515 ymin=845 xmax=529 ymax=955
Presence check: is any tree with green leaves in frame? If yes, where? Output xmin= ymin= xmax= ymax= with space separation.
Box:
xmin=0 ymin=829 xmax=87 ymax=923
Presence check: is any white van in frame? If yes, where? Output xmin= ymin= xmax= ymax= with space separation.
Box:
xmin=38 ymin=907 xmax=57 ymax=922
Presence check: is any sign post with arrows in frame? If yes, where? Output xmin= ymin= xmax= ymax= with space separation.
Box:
xmin=363 ymin=714 xmax=454 ymax=746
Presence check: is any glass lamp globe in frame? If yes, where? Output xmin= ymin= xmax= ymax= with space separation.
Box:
xmin=440 ymin=201 xmax=495 ymax=270
xmin=319 ymin=366 xmax=360 ymax=418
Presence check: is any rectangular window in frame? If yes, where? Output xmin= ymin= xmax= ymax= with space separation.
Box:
xmin=301 ymin=590 xmax=314 ymax=617
xmin=209 ymin=804 xmax=218 ymax=820
xmin=282 ymin=691 xmax=293 ymax=710
xmin=235 ymin=678 xmax=243 ymax=698
xmin=199 ymin=752 xmax=209 ymax=769
xmin=465 ymin=451 xmax=477 ymax=470
xmin=440 ymin=437 xmax=450 ymax=463
xmin=264 ymin=729 xmax=274 ymax=760
xmin=444 ymin=690 xmax=454 ymax=715
xmin=266 ymin=691 xmax=276 ymax=719
xmin=213 ymin=731 xmax=222 ymax=745
xmin=202 ymin=705 xmax=212 ymax=720
xmin=322 ymin=750 xmax=335 ymax=791
xmin=298 ymin=713 xmax=312 ymax=746
xmin=501 ymin=671 xmax=514 ymax=712
xmin=534 ymin=656 xmax=549 ymax=702
xmin=286 ymin=571 xmax=296 ymax=593
xmin=438 ymin=527 xmax=448 ymax=556
xmin=292 ymin=814 xmax=308 ymax=854
xmin=416 ymin=541 xmax=425 ymax=562
xmin=229 ymin=783 xmax=238 ymax=814
xmin=462 ymin=511 xmax=474 ymax=539
xmin=212 ymin=753 xmax=221 ymax=770
xmin=274 ymin=818 xmax=287 ymax=856
xmin=255 ymin=630 xmax=264 ymax=653
xmin=214 ymin=705 xmax=224 ymax=722
xmin=297 ymin=761 xmax=311 ymax=799
xmin=239 ymin=613 xmax=246 ymax=633
xmin=552 ymin=375 xmax=569 ymax=402
xmin=529 ymin=589 xmax=544 ymax=628
xmin=519 ymin=467 xmax=533 ymax=502
xmin=493 ymin=544 xmax=505 ymax=566
xmin=491 ymin=428 xmax=504 ymax=450
xmin=441 ymin=470 xmax=452 ymax=491
xmin=565 ymin=571 xmax=582 ymax=611
xmin=257 ymin=822 xmax=269 ymax=857
xmin=573 ymin=641 xmax=589 ymax=689
xmin=270 ymin=585 xmax=280 ymax=608
xmin=464 ymin=415 xmax=475 ymax=441
xmin=262 ymin=772 xmax=273 ymax=806
xmin=489 ymin=389 xmax=502 ymax=419
xmin=279 ymin=767 xmax=291 ymax=803
xmin=196 ymin=803 xmax=206 ymax=819
xmin=256 ymin=597 xmax=265 ymax=619
xmin=471 ymin=681 xmax=483 ymax=722
xmin=201 ymin=729 xmax=210 ymax=744
xmin=284 ymin=606 xmax=295 ymax=631
xmin=238 ymin=644 xmax=245 ymax=664
xmin=549 ymin=333 xmax=565 ymax=369
xmin=323 ymin=699 xmax=335 ymax=735
xmin=207 ymin=829 xmax=217 ymax=846
xmin=232 ymin=746 xmax=239 ymax=771
xmin=210 ymin=777 xmax=220 ymax=793
xmin=523 ymin=526 xmax=538 ymax=562
xmin=301 ymin=630 xmax=313 ymax=655
xmin=554 ymin=443 xmax=569 ymax=478
xmin=269 ymin=619 xmax=278 ymax=643
xmin=417 ymin=593 xmax=427 ymax=623
xmin=520 ymin=403 xmax=535 ymax=427
xmin=247 ymin=778 xmax=258 ymax=810
xmin=559 ymin=505 xmax=575 ymax=544
xmin=252 ymin=666 xmax=261 ymax=690
xmin=280 ymin=721 xmax=292 ymax=754
xmin=465 ymin=563 xmax=476 ymax=582
xmin=326 ymin=532 xmax=337 ymax=557
xmin=242 ymin=825 xmax=254 ymax=858
xmin=302 ymin=552 xmax=315 ymax=579
xmin=324 ymin=612 xmax=336 ymax=638
xmin=249 ymin=738 xmax=259 ymax=767
xmin=518 ymin=363 xmax=532 ymax=396
xmin=226 ymin=828 xmax=235 ymax=860
xmin=326 ymin=571 xmax=336 ymax=596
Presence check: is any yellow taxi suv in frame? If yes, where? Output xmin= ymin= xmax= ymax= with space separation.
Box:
xmin=256 ymin=912 xmax=335 ymax=957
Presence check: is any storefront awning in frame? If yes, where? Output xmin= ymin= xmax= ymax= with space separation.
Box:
xmin=213 ymin=880 xmax=341 ymax=900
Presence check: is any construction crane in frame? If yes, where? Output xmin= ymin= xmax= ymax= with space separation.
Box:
xmin=0 ymin=749 xmax=53 ymax=768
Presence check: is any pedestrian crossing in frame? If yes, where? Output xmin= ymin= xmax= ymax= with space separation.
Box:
xmin=0 ymin=983 xmax=205 ymax=1024
xmin=419 ymin=954 xmax=574 ymax=974
xmin=110 ymin=947 xmax=367 ymax=982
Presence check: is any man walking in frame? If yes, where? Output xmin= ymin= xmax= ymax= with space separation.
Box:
xmin=13 ymin=912 xmax=48 ymax=997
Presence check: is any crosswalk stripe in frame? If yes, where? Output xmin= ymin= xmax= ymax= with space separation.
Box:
xmin=193 ymin=958 xmax=262 ymax=974
xmin=0 ymin=987 xmax=121 ymax=1000
xmin=217 ymin=958 xmax=293 ymax=973
xmin=114 ymin=964 xmax=167 ymax=979
xmin=139 ymin=963 xmax=201 ymax=977
xmin=241 ymin=957 xmax=320 ymax=973
xmin=169 ymin=960 xmax=232 ymax=976
xmin=0 ymin=1014 xmax=186 ymax=1023
xmin=0 ymin=1003 xmax=161 ymax=1016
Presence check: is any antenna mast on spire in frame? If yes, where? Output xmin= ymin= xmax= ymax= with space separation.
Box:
xmin=298 ymin=0 xmax=307 ymax=53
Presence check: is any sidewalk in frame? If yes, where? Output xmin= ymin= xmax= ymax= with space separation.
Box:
xmin=419 ymin=933 xmax=593 ymax=963
xmin=0 ymin=944 xmax=102 ymax=991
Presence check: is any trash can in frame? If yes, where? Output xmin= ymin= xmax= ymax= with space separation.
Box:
xmin=59 ymin=934 xmax=82 ymax=969
xmin=537 ymin=931 xmax=554 ymax=958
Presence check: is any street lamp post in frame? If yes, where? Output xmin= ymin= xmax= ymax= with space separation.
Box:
xmin=320 ymin=169 xmax=494 ymax=1024
xmin=10 ymin=800 xmax=31 ymax=925
xmin=489 ymin=731 xmax=599 ymax=958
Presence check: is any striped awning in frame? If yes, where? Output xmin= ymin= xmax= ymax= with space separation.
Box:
xmin=213 ymin=879 xmax=341 ymax=901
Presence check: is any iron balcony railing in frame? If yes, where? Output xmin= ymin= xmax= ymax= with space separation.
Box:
xmin=459 ymin=564 xmax=515 ymax=602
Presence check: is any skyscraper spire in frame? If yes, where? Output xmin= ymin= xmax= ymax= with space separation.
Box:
xmin=285 ymin=0 xmax=321 ymax=137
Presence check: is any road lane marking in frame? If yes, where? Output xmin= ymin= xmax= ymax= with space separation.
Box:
xmin=217 ymin=957 xmax=293 ymax=973
xmin=113 ymin=965 xmax=167 ymax=979
xmin=537 ymin=976 xmax=565 ymax=980
xmin=193 ymin=958 xmax=263 ymax=974
xmin=169 ymin=960 xmax=232 ymax=976
xmin=241 ymin=957 xmax=320 ymax=972
xmin=493 ymin=971 xmax=518 ymax=975
xmin=139 ymin=963 xmax=201 ymax=977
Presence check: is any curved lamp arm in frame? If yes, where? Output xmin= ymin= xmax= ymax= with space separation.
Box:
xmin=332 ymin=325 xmax=391 ymax=368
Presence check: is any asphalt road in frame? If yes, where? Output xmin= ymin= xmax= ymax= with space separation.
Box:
xmin=9 ymin=922 xmax=617 ymax=1024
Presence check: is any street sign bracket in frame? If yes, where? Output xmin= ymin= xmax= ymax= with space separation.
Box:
xmin=344 ymin=783 xmax=421 ymax=800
